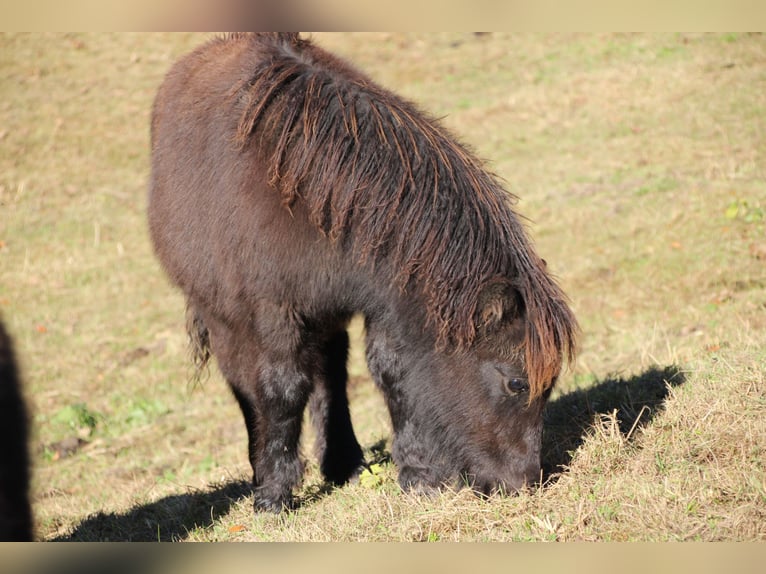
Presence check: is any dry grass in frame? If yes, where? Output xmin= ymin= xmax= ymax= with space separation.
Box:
xmin=1 ymin=32 xmax=764 ymax=541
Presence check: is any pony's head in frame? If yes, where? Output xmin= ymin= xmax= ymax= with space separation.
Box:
xmin=368 ymin=272 xmax=576 ymax=495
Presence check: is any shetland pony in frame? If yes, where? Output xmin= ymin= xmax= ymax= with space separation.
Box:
xmin=149 ymin=33 xmax=578 ymax=511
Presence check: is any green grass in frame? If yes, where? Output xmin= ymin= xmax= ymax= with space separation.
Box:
xmin=2 ymin=32 xmax=765 ymax=541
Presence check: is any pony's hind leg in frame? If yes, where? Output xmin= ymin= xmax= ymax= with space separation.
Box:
xmin=201 ymin=310 xmax=311 ymax=512
xmin=309 ymin=329 xmax=364 ymax=485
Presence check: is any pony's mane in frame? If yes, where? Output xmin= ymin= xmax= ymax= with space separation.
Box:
xmin=228 ymin=33 xmax=577 ymax=398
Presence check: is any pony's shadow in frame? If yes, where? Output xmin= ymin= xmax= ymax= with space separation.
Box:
xmin=541 ymin=364 xmax=686 ymax=478
xmin=51 ymin=440 xmax=389 ymax=542
xmin=51 ymin=465 xmax=362 ymax=541
xmin=51 ymin=480 xmax=253 ymax=542
xmin=51 ymin=366 xmax=685 ymax=541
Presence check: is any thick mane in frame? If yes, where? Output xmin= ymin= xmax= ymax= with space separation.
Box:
xmin=229 ymin=32 xmax=577 ymax=397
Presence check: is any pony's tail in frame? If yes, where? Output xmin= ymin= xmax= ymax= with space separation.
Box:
xmin=185 ymin=304 xmax=211 ymax=381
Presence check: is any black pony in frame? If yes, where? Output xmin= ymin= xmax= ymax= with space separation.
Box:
xmin=149 ymin=33 xmax=578 ymax=512
xmin=0 ymin=318 xmax=33 ymax=540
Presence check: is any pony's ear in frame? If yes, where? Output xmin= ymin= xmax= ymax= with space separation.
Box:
xmin=479 ymin=296 xmax=504 ymax=327
xmin=476 ymin=281 xmax=521 ymax=330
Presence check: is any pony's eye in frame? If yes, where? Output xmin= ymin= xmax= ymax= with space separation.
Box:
xmin=504 ymin=378 xmax=529 ymax=395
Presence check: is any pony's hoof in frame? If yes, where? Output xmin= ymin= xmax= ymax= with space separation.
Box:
xmin=253 ymin=493 xmax=295 ymax=513
xmin=397 ymin=466 xmax=442 ymax=496
xmin=322 ymin=456 xmax=366 ymax=486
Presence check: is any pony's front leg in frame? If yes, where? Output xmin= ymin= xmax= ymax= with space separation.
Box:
xmin=364 ymin=322 xmax=449 ymax=493
xmin=249 ymin=359 xmax=312 ymax=512
xmin=203 ymin=311 xmax=311 ymax=513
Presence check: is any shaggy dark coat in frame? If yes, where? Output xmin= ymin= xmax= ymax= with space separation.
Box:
xmin=149 ymin=33 xmax=578 ymax=511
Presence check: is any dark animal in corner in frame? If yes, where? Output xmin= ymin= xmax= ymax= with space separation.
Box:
xmin=148 ymin=32 xmax=578 ymax=512
xmin=0 ymin=318 xmax=33 ymax=540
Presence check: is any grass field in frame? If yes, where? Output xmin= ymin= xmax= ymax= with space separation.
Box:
xmin=1 ymin=32 xmax=764 ymax=541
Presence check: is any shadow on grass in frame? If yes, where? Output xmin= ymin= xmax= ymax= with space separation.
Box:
xmin=52 ymin=443 xmax=389 ymax=541
xmin=52 ymin=480 xmax=253 ymax=542
xmin=51 ymin=366 xmax=685 ymax=541
xmin=541 ymin=364 xmax=686 ymax=478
